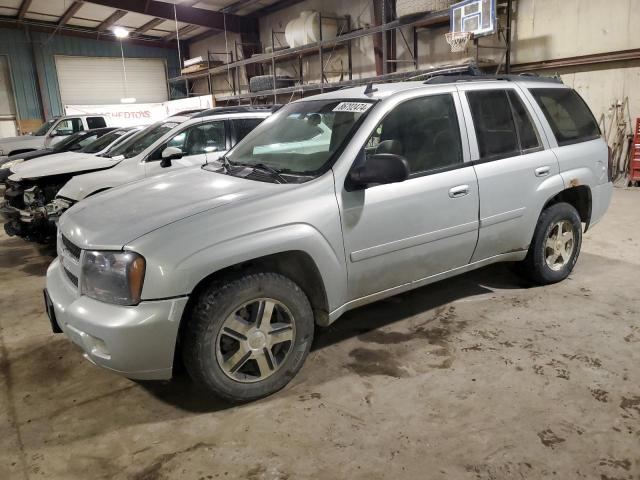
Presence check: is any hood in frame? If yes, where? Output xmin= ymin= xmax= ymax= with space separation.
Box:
xmin=0 ymin=135 xmax=44 ymax=153
xmin=9 ymin=148 xmax=53 ymax=161
xmin=9 ymin=152 xmax=120 ymax=181
xmin=0 ymin=135 xmax=39 ymax=145
xmin=61 ymin=166 xmax=288 ymax=249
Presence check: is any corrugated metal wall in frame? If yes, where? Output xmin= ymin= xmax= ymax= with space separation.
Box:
xmin=0 ymin=27 xmax=182 ymax=128
xmin=0 ymin=28 xmax=41 ymax=129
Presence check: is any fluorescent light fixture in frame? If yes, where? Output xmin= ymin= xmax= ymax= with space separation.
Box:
xmin=120 ymin=97 xmax=136 ymax=104
xmin=113 ymin=26 xmax=129 ymax=38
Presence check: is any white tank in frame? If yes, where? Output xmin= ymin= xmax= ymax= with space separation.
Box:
xmin=285 ymin=11 xmax=338 ymax=48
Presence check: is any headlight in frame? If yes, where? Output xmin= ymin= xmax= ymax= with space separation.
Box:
xmin=1 ymin=159 xmax=24 ymax=170
xmin=81 ymin=251 xmax=146 ymax=305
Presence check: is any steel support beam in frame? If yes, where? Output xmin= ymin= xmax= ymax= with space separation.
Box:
xmin=83 ymin=0 xmax=257 ymax=33
xmin=58 ymin=1 xmax=84 ymax=26
xmin=97 ymin=9 xmax=127 ymax=32
xmin=136 ymin=17 xmax=163 ymax=33
xmin=17 ymin=0 xmax=33 ymax=20
xmin=511 ymin=48 xmax=640 ymax=73
xmin=163 ymin=24 xmax=200 ymax=42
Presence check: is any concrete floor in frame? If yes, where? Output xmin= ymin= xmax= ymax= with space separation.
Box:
xmin=1 ymin=189 xmax=639 ymax=480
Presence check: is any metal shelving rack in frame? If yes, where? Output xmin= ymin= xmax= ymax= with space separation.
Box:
xmin=169 ymin=3 xmax=513 ymax=104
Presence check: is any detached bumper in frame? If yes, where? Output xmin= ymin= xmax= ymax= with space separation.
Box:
xmin=46 ymin=258 xmax=189 ymax=380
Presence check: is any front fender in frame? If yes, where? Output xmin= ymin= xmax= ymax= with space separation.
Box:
xmin=140 ymin=223 xmax=347 ymax=313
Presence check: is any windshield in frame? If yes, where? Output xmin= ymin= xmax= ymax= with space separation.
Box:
xmin=80 ymin=129 xmax=127 ymax=154
xmin=33 ymin=119 xmax=57 ymax=136
xmin=226 ymin=99 xmax=375 ymax=175
xmin=107 ymin=122 xmax=179 ymax=159
xmin=52 ymin=132 xmax=85 ymax=151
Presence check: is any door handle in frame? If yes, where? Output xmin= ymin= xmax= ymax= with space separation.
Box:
xmin=449 ymin=184 xmax=470 ymax=198
xmin=535 ymin=166 xmax=551 ymax=177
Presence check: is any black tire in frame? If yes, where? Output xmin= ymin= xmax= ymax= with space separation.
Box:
xmin=520 ymin=202 xmax=582 ymax=285
xmin=182 ymin=272 xmax=314 ymax=402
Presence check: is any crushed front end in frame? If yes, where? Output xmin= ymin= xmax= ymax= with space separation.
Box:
xmin=1 ymin=180 xmax=73 ymax=243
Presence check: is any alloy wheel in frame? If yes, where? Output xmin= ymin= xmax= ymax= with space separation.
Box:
xmin=215 ymin=298 xmax=296 ymax=383
xmin=544 ymin=220 xmax=575 ymax=271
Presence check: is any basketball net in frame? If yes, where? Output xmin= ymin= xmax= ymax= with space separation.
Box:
xmin=445 ymin=32 xmax=473 ymax=53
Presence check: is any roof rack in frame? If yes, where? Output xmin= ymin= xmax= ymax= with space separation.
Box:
xmin=191 ymin=104 xmax=282 ymax=118
xmin=423 ymin=73 xmax=563 ymax=85
xmin=173 ymin=108 xmax=207 ymax=116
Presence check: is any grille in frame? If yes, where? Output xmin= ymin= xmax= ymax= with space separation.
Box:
xmin=64 ymin=267 xmax=78 ymax=287
xmin=62 ymin=235 xmax=81 ymax=260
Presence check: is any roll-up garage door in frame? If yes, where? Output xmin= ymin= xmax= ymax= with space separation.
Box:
xmin=55 ymin=55 xmax=168 ymax=106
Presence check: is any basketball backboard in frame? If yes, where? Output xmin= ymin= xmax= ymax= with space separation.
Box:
xmin=450 ymin=0 xmax=497 ymax=38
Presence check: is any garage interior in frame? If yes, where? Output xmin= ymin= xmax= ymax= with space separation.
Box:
xmin=0 ymin=0 xmax=639 ymax=479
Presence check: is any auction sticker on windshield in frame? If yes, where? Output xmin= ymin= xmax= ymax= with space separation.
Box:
xmin=332 ymin=102 xmax=373 ymax=113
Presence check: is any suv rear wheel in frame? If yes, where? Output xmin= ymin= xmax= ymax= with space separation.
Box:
xmin=182 ymin=272 xmax=314 ymax=402
xmin=520 ymin=202 xmax=582 ymax=284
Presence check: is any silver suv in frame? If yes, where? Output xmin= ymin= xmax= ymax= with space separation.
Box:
xmin=45 ymin=76 xmax=613 ymax=402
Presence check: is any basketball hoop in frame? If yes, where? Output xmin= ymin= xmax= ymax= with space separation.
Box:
xmin=445 ymin=31 xmax=473 ymax=53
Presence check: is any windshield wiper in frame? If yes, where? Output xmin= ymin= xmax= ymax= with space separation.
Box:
xmin=251 ymin=163 xmax=288 ymax=184
xmin=216 ymin=158 xmax=288 ymax=184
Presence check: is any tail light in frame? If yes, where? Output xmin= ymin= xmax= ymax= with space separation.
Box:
xmin=607 ymin=146 xmax=614 ymax=182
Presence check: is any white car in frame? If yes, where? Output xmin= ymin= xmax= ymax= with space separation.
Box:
xmin=2 ymin=107 xmax=273 ymax=242
xmin=0 ymin=115 xmax=110 ymax=159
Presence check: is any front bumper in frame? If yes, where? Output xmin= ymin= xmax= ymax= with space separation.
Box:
xmin=46 ymin=258 xmax=189 ymax=380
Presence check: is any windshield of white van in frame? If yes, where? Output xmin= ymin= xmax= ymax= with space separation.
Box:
xmin=225 ymin=99 xmax=375 ymax=176
xmin=107 ymin=122 xmax=179 ymax=159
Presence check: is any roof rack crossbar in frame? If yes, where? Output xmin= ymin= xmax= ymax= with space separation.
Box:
xmin=423 ymin=73 xmax=563 ymax=85
xmin=190 ymin=104 xmax=282 ymax=118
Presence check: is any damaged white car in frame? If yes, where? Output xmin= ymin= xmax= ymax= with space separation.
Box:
xmin=0 ymin=127 xmax=140 ymax=242
xmin=1 ymin=107 xmax=272 ymax=243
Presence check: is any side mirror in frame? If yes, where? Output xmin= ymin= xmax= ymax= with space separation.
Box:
xmin=160 ymin=146 xmax=183 ymax=168
xmin=347 ymin=153 xmax=410 ymax=190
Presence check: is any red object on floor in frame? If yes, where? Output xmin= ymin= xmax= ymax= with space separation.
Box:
xmin=630 ymin=118 xmax=640 ymax=182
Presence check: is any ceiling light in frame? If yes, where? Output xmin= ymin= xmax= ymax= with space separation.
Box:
xmin=120 ymin=97 xmax=136 ymax=104
xmin=113 ymin=26 xmax=129 ymax=39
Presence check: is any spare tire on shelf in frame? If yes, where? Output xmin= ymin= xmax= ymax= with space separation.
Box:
xmin=396 ymin=0 xmax=456 ymax=19
xmin=249 ymin=75 xmax=296 ymax=93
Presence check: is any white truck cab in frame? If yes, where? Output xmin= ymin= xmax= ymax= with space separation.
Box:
xmin=0 ymin=115 xmax=109 ymax=159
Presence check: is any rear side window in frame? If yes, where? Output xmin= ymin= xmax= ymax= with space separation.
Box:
xmin=507 ymin=90 xmax=541 ymax=151
xmin=232 ymin=118 xmax=264 ymax=144
xmin=87 ymin=117 xmax=107 ymax=129
xmin=530 ymin=88 xmax=600 ymax=146
xmin=467 ymin=90 xmax=519 ymax=160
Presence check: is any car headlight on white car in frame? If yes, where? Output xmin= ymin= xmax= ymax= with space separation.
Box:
xmin=1 ymin=158 xmax=24 ymax=170
xmin=81 ymin=251 xmax=146 ymax=306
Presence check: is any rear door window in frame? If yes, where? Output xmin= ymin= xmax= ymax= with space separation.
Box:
xmin=530 ymin=88 xmax=600 ymax=146
xmin=87 ymin=117 xmax=107 ymax=129
xmin=467 ymin=90 xmax=519 ymax=160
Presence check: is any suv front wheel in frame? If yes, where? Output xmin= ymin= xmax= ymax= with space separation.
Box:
xmin=182 ymin=272 xmax=314 ymax=402
xmin=521 ymin=202 xmax=583 ymax=285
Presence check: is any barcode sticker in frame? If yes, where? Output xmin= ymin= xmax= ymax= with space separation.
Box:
xmin=333 ymin=102 xmax=373 ymax=113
